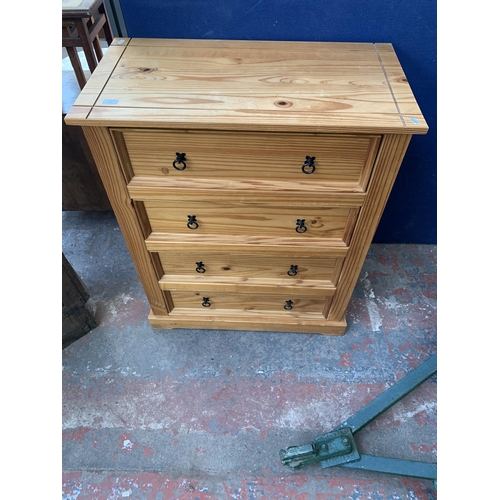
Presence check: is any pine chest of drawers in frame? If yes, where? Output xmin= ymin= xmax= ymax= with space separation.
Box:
xmin=65 ymin=38 xmax=427 ymax=335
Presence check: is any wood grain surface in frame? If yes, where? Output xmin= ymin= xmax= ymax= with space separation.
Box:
xmin=145 ymin=232 xmax=352 ymax=254
xmin=66 ymin=38 xmax=428 ymax=336
xmin=72 ymin=44 xmax=128 ymax=108
xmin=157 ymin=250 xmax=344 ymax=296
xmin=81 ymin=127 xmax=169 ymax=314
xmin=159 ymin=276 xmax=336 ymax=296
xmin=157 ymin=251 xmax=343 ymax=282
xmin=126 ymin=176 xmax=367 ymax=205
xmin=170 ymin=291 xmax=328 ymax=315
xmin=148 ymin=310 xmax=346 ymax=335
xmin=65 ymin=38 xmax=428 ymax=134
xmin=327 ymin=134 xmax=412 ymax=320
xmin=118 ymin=129 xmax=379 ymax=191
xmin=143 ymin=199 xmax=360 ymax=243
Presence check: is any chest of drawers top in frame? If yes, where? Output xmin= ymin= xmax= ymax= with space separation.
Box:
xmin=65 ymin=38 xmax=427 ymax=135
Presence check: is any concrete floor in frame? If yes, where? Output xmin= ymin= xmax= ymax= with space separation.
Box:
xmin=62 ymin=210 xmax=437 ymax=499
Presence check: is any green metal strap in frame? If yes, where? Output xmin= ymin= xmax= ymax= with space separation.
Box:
xmin=332 ymin=354 xmax=437 ymax=434
xmin=339 ymin=454 xmax=437 ymax=480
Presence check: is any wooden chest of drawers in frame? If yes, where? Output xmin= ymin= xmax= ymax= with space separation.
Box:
xmin=65 ymin=38 xmax=427 ymax=335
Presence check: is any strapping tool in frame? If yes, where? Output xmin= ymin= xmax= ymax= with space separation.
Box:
xmin=279 ymin=353 xmax=437 ymax=481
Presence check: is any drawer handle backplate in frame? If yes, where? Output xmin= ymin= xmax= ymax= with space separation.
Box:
xmin=287 ymin=265 xmax=298 ymax=276
xmin=302 ymin=156 xmax=316 ymax=174
xmin=196 ymin=261 xmax=206 ymax=273
xmin=202 ymin=297 xmax=211 ymax=307
xmin=173 ymin=152 xmax=187 ymax=170
xmin=187 ymin=215 xmax=199 ymax=230
xmin=284 ymin=300 xmax=294 ymax=310
xmin=295 ymin=219 xmax=307 ymax=233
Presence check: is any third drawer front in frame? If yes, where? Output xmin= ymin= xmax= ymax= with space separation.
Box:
xmin=170 ymin=291 xmax=329 ymax=316
xmin=144 ymin=200 xmax=360 ymax=244
xmin=158 ymin=251 xmax=343 ymax=283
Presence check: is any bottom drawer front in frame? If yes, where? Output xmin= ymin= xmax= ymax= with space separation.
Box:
xmin=170 ymin=291 xmax=328 ymax=315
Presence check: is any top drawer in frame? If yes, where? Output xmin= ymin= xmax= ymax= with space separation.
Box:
xmin=115 ymin=129 xmax=381 ymax=192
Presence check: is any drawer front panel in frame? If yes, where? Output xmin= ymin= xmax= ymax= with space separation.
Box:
xmin=158 ymin=251 xmax=342 ymax=282
xmin=144 ymin=200 xmax=359 ymax=244
xmin=171 ymin=291 xmax=328 ymax=314
xmin=119 ymin=129 xmax=380 ymax=191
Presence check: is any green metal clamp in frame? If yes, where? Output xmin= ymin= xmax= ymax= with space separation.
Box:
xmin=280 ymin=427 xmax=359 ymax=470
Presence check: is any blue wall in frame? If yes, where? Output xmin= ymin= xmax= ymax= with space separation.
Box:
xmin=118 ymin=0 xmax=436 ymax=244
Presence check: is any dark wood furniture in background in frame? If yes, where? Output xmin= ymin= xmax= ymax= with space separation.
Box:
xmin=62 ymin=115 xmax=112 ymax=211
xmin=63 ymin=76 xmax=112 ymax=211
xmin=62 ymin=0 xmax=114 ymax=89
xmin=62 ymin=253 xmax=97 ymax=348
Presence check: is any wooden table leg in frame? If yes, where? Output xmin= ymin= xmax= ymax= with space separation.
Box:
xmin=63 ymin=27 xmax=87 ymax=90
xmin=74 ymin=17 xmax=98 ymax=73
xmin=89 ymin=17 xmax=104 ymax=61
xmin=99 ymin=2 xmax=115 ymax=45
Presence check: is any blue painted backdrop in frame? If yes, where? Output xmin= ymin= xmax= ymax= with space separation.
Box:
xmin=118 ymin=0 xmax=436 ymax=244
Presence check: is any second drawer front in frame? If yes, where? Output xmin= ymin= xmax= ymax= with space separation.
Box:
xmin=171 ymin=291 xmax=328 ymax=314
xmin=144 ymin=200 xmax=359 ymax=243
xmin=158 ymin=251 xmax=343 ymax=283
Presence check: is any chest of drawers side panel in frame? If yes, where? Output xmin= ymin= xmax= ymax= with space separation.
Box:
xmin=81 ymin=126 xmax=170 ymax=315
xmin=327 ymin=133 xmax=412 ymax=320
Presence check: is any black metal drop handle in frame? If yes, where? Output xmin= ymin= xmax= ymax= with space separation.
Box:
xmin=187 ymin=215 xmax=199 ymax=230
xmin=173 ymin=152 xmax=187 ymax=170
xmin=287 ymin=265 xmax=298 ymax=277
xmin=202 ymin=297 xmax=211 ymax=307
xmin=302 ymin=156 xmax=316 ymax=174
xmin=295 ymin=219 xmax=307 ymax=233
xmin=284 ymin=300 xmax=294 ymax=310
xmin=196 ymin=261 xmax=205 ymax=273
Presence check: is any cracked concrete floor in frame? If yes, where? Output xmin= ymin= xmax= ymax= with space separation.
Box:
xmin=62 ymin=210 xmax=437 ymax=499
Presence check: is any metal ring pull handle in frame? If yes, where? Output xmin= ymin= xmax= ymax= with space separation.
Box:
xmin=302 ymin=156 xmax=316 ymax=174
xmin=196 ymin=261 xmax=205 ymax=273
xmin=187 ymin=215 xmax=199 ymax=230
xmin=202 ymin=297 xmax=211 ymax=307
xmin=287 ymin=265 xmax=298 ymax=277
xmin=295 ymin=219 xmax=307 ymax=233
xmin=173 ymin=152 xmax=187 ymax=170
xmin=284 ymin=300 xmax=294 ymax=311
